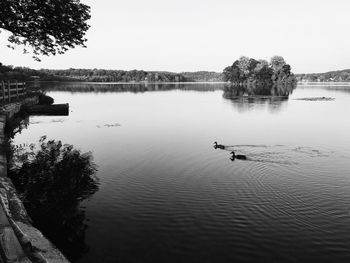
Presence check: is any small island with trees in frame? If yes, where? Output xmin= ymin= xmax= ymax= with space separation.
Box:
xmin=223 ymin=56 xmax=297 ymax=97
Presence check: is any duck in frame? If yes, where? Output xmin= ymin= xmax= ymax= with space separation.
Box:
xmin=230 ymin=151 xmax=247 ymax=160
xmin=214 ymin=141 xmax=225 ymax=149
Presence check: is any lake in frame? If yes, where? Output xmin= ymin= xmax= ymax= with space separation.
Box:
xmin=12 ymin=82 xmax=350 ymax=262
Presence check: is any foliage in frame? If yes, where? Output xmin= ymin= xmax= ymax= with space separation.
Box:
xmin=9 ymin=136 xmax=98 ymax=210
xmin=8 ymin=136 xmax=99 ymax=261
xmin=0 ymin=0 xmax=90 ymax=61
xmin=181 ymin=71 xmax=223 ymax=82
xmin=296 ymin=69 xmax=350 ymax=82
xmin=42 ymin=69 xmax=187 ymax=82
xmin=0 ymin=63 xmax=225 ymax=82
xmin=223 ymin=56 xmax=297 ymax=96
xmin=0 ymin=62 xmax=76 ymax=82
xmin=270 ymin=56 xmax=286 ymax=72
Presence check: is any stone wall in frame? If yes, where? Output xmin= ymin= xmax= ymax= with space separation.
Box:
xmin=0 ymin=96 xmax=39 ymax=120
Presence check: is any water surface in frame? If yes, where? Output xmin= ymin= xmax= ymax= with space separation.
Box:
xmin=14 ymin=83 xmax=350 ymax=262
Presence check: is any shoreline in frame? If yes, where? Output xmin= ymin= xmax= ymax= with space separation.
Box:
xmin=27 ymin=80 xmax=350 ymax=85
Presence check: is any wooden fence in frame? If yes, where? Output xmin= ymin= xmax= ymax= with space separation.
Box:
xmin=1 ymin=81 xmax=26 ymax=104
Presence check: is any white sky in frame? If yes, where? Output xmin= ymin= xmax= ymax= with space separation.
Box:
xmin=1 ymin=0 xmax=350 ymax=73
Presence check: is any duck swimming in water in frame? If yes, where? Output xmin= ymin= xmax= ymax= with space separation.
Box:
xmin=230 ymin=151 xmax=247 ymax=160
xmin=214 ymin=141 xmax=225 ymax=149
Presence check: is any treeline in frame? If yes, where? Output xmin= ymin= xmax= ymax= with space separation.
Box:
xmin=41 ymin=69 xmax=187 ymax=82
xmin=0 ymin=63 xmax=75 ymax=82
xmin=296 ymin=69 xmax=350 ymax=82
xmin=223 ymin=56 xmax=297 ymax=96
xmin=0 ymin=63 xmax=223 ymax=82
xmin=181 ymin=71 xmax=223 ymax=82
xmin=3 ymin=61 xmax=350 ymax=84
xmin=41 ymin=69 xmax=224 ymax=82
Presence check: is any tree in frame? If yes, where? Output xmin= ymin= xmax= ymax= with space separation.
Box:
xmin=255 ymin=64 xmax=273 ymax=81
xmin=254 ymin=59 xmax=269 ymax=72
xmin=248 ymin=58 xmax=259 ymax=74
xmin=282 ymin=64 xmax=291 ymax=75
xmin=237 ymin=56 xmax=250 ymax=76
xmin=223 ymin=60 xmax=242 ymax=83
xmin=0 ymin=0 xmax=91 ymax=61
xmin=270 ymin=55 xmax=286 ymax=72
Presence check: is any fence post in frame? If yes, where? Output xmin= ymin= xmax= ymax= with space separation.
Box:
xmin=7 ymin=81 xmax=10 ymax=103
xmin=1 ymin=81 xmax=4 ymax=103
xmin=16 ymin=80 xmax=19 ymax=99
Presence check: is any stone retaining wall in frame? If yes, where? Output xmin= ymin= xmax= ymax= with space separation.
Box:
xmin=0 ymin=96 xmax=39 ymax=120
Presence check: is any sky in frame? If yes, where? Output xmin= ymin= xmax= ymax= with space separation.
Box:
xmin=1 ymin=0 xmax=350 ymax=73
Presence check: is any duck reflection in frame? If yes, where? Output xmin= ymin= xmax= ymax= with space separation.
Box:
xmin=8 ymin=136 xmax=99 ymax=262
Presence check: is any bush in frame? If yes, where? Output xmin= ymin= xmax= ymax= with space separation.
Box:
xmin=8 ymin=136 xmax=99 ymax=260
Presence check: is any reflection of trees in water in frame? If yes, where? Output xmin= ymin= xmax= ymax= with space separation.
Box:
xmin=223 ymin=85 xmax=290 ymax=112
xmin=28 ymin=82 xmax=223 ymax=93
xmin=225 ymin=96 xmax=289 ymax=113
xmin=223 ymin=81 xmax=296 ymax=97
xmin=8 ymin=136 xmax=99 ymax=262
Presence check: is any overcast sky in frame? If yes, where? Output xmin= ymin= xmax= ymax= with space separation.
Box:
xmin=1 ymin=0 xmax=350 ymax=73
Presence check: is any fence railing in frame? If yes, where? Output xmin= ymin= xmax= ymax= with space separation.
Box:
xmin=1 ymin=81 xmax=27 ymax=104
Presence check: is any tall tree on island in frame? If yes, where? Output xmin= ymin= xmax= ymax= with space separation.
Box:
xmin=0 ymin=0 xmax=91 ymax=61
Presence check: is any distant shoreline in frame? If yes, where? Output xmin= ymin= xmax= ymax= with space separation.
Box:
xmin=2 ymin=63 xmax=350 ymax=83
xmin=28 ymin=80 xmax=227 ymax=84
xmin=27 ymin=80 xmax=350 ymax=85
